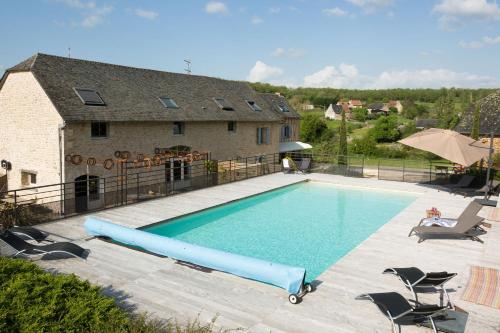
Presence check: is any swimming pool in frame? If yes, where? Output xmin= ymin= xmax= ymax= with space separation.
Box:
xmin=144 ymin=182 xmax=416 ymax=281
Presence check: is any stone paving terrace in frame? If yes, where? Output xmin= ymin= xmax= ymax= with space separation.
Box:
xmin=32 ymin=173 xmax=500 ymax=333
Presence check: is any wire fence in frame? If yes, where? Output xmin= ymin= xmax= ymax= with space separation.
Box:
xmin=0 ymin=151 xmax=487 ymax=227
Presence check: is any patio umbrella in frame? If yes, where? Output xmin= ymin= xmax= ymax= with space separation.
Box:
xmin=398 ymin=128 xmax=491 ymax=167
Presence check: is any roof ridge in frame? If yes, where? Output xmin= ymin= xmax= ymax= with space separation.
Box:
xmin=33 ymin=53 xmax=246 ymax=85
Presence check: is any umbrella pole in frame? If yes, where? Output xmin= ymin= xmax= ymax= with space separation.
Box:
xmin=484 ymin=132 xmax=494 ymax=200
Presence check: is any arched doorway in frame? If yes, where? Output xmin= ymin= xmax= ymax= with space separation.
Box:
xmin=74 ymin=175 xmax=99 ymax=213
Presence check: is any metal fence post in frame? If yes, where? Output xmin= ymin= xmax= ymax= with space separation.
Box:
xmin=377 ymin=159 xmax=380 ymax=180
xmin=103 ymin=178 xmax=106 ymax=207
xmin=246 ymin=157 xmax=248 ymax=179
xmin=361 ymin=155 xmax=365 ymax=178
xmin=402 ymin=159 xmax=405 ymax=182
xmin=429 ymin=160 xmax=432 ymax=183
xmin=136 ymin=173 xmax=140 ymax=201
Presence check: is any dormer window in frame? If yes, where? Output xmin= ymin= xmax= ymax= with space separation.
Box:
xmin=213 ymin=98 xmax=234 ymax=110
xmin=278 ymin=103 xmax=289 ymax=112
xmin=246 ymin=100 xmax=262 ymax=112
xmin=159 ymin=97 xmax=179 ymax=109
xmin=74 ymin=88 xmax=105 ymax=106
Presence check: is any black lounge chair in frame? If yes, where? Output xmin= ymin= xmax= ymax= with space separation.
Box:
xmin=356 ymin=292 xmax=447 ymax=333
xmin=383 ymin=267 xmax=457 ymax=308
xmin=10 ymin=226 xmax=49 ymax=242
xmin=443 ymin=175 xmax=475 ymax=193
xmin=297 ymin=158 xmax=311 ymax=174
xmin=409 ymin=214 xmax=486 ymax=243
xmin=0 ymin=230 xmax=87 ymax=259
xmin=457 ymin=180 xmax=500 ymax=198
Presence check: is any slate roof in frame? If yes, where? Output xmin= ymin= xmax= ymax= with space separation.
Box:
xmin=455 ymin=91 xmax=500 ymax=136
xmin=332 ymin=104 xmax=343 ymax=114
xmin=415 ymin=119 xmax=438 ymax=129
xmin=0 ymin=53 xmax=282 ymax=123
xmin=368 ymin=102 xmax=385 ymax=110
xmin=258 ymin=93 xmax=301 ymax=119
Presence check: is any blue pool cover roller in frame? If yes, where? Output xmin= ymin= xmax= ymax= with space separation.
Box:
xmin=84 ymin=217 xmax=306 ymax=294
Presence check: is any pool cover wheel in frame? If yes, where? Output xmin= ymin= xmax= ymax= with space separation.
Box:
xmin=288 ymin=294 xmax=301 ymax=304
xmin=288 ymin=283 xmax=314 ymax=304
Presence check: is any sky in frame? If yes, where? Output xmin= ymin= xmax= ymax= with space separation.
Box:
xmin=1 ymin=0 xmax=500 ymax=89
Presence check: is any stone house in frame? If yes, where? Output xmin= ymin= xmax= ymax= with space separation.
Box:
xmin=325 ymin=104 xmax=343 ymax=120
xmin=0 ymin=54 xmax=304 ymax=210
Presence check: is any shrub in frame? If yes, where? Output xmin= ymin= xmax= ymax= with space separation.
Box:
xmin=0 ymin=257 xmax=129 ymax=332
xmin=0 ymin=258 xmax=220 ymax=333
xmin=351 ymin=108 xmax=368 ymax=122
xmin=300 ymin=114 xmax=329 ymax=143
xmin=371 ymin=115 xmax=401 ymax=142
xmin=349 ymin=135 xmax=377 ymax=156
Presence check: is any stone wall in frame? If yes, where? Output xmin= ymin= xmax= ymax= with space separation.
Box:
xmin=0 ymin=72 xmax=64 ymax=192
xmin=63 ymin=120 xmax=280 ymax=182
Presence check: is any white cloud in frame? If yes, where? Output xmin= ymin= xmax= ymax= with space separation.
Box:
xmin=247 ymin=61 xmax=283 ymax=82
xmin=271 ymin=47 xmax=306 ymax=58
xmin=322 ymin=7 xmax=348 ymax=17
xmin=433 ymin=0 xmax=500 ymax=29
xmin=251 ymin=16 xmax=263 ymax=24
xmin=134 ymin=8 xmax=158 ymax=20
xmin=345 ymin=0 xmax=393 ymax=12
xmin=269 ymin=7 xmax=281 ymax=14
xmin=52 ymin=0 xmax=112 ymax=28
xmin=53 ymin=0 xmax=95 ymax=9
xmin=459 ymin=35 xmax=500 ymax=48
xmin=302 ymin=64 xmax=496 ymax=88
xmin=81 ymin=5 xmax=112 ymax=27
xmin=304 ymin=64 xmax=365 ymax=88
xmin=205 ymin=2 xmax=228 ymax=14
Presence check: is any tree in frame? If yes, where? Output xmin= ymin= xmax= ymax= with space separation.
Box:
xmin=352 ymin=108 xmax=368 ymax=122
xmin=371 ymin=115 xmax=401 ymax=142
xmin=471 ymin=104 xmax=481 ymax=140
xmin=338 ymin=109 xmax=348 ymax=164
xmin=300 ymin=114 xmax=328 ymax=143
xmin=436 ymin=92 xmax=455 ymax=129
xmin=350 ymin=135 xmax=377 ymax=156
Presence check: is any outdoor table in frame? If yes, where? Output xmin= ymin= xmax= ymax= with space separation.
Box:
xmin=435 ymin=165 xmax=449 ymax=176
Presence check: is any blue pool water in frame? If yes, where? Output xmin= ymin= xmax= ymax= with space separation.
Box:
xmin=144 ymin=182 xmax=416 ymax=281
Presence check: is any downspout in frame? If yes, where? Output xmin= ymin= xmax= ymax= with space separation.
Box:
xmin=58 ymin=121 xmax=66 ymax=216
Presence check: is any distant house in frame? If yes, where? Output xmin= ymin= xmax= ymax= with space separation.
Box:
xmin=388 ymin=100 xmax=403 ymax=113
xmin=325 ymin=104 xmax=343 ymax=120
xmin=455 ymin=90 xmax=500 ymax=152
xmin=303 ymin=104 xmax=315 ymax=110
xmin=367 ymin=102 xmax=388 ymax=115
xmin=348 ymin=99 xmax=363 ymax=109
xmin=415 ymin=119 xmax=438 ymax=129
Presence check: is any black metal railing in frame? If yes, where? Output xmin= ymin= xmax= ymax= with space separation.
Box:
xmin=1 ymin=151 xmax=489 ymax=227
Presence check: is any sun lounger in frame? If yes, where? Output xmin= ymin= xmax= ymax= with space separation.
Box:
xmin=383 ymin=267 xmax=457 ymax=308
xmin=456 ymin=180 xmax=500 ymax=197
xmin=0 ymin=230 xmax=87 ymax=259
xmin=409 ymin=215 xmax=485 ymax=243
xmin=442 ymin=175 xmax=475 ymax=193
xmin=10 ymin=226 xmax=49 ymax=242
xmin=297 ymin=158 xmax=311 ymax=174
xmin=356 ymin=292 xmax=447 ymax=333
xmin=415 ymin=201 xmax=482 ymax=228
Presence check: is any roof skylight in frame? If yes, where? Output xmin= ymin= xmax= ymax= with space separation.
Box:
xmin=214 ymin=98 xmax=234 ymax=111
xmin=74 ymin=88 xmax=105 ymax=106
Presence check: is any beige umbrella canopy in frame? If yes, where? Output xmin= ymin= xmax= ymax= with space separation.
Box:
xmin=398 ymin=128 xmax=491 ymax=167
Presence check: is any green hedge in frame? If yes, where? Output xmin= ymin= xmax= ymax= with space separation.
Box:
xmin=0 ymin=257 xmax=218 ymax=333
